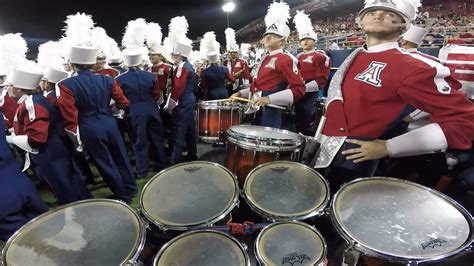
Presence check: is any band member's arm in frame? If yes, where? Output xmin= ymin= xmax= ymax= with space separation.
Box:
xmin=56 ymin=83 xmax=79 ymax=134
xmin=389 ymin=63 xmax=474 ymax=156
xmin=242 ymin=61 xmax=250 ymax=84
xmin=170 ymin=66 xmax=189 ymax=102
xmin=152 ymin=76 xmax=162 ymax=101
xmin=315 ymin=54 xmax=331 ymax=88
xmin=226 ymin=69 xmax=236 ymax=84
xmin=268 ymin=56 xmax=305 ymax=106
xmin=111 ymin=80 xmax=129 ymax=109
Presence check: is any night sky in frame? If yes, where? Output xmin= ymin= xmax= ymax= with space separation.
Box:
xmin=0 ymin=0 xmax=307 ymax=44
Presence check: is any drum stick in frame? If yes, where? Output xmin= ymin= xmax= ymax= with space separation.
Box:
xmin=204 ymin=99 xmax=232 ymax=103
xmin=230 ymin=96 xmax=286 ymax=110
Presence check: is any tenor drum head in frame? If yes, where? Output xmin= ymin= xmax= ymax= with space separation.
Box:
xmin=2 ymin=199 xmax=145 ymax=266
xmin=198 ymin=100 xmax=241 ymax=109
xmin=255 ymin=222 xmax=326 ymax=265
xmin=226 ymin=125 xmax=303 ymax=152
xmin=244 ymin=161 xmax=329 ymax=220
xmin=331 ymin=177 xmax=473 ymax=262
xmin=140 ymin=161 xmax=239 ymax=230
xmin=154 ymin=230 xmax=249 ymax=266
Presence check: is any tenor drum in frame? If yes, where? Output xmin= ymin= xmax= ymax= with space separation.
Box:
xmin=1 ymin=199 xmax=145 ymax=266
xmin=197 ymin=101 xmax=242 ymax=143
xmin=330 ymin=177 xmax=473 ymax=264
xmin=140 ymin=161 xmax=239 ymax=231
xmin=225 ymin=125 xmax=304 ymax=186
xmin=153 ymin=230 xmax=250 ymax=266
xmin=243 ymin=161 xmax=329 ymax=221
xmin=255 ymin=221 xmax=327 ymax=266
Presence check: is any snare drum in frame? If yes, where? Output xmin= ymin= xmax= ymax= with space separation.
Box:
xmin=255 ymin=221 xmax=327 ymax=266
xmin=153 ymin=229 xmax=250 ymax=265
xmin=140 ymin=161 xmax=239 ymax=231
xmin=330 ymin=177 xmax=474 ymax=264
xmin=1 ymin=199 xmax=145 ymax=266
xmin=244 ymin=161 xmax=329 ymax=221
xmin=197 ymin=101 xmax=242 ymax=143
xmin=225 ymin=125 xmax=304 ymax=186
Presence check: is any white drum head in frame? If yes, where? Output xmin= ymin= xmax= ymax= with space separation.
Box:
xmin=2 ymin=199 xmax=144 ymax=266
xmin=331 ymin=177 xmax=473 ymax=262
xmin=244 ymin=161 xmax=329 ymax=220
xmin=154 ymin=230 xmax=249 ymax=266
xmin=256 ymin=222 xmax=326 ymax=265
xmin=140 ymin=162 xmax=239 ymax=230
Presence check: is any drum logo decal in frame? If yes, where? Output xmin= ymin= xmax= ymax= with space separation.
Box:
xmin=282 ymin=252 xmax=311 ymax=265
xmin=421 ymin=238 xmax=447 ymax=250
xmin=271 ymin=167 xmax=290 ymax=173
xmin=184 ymin=166 xmax=201 ymax=172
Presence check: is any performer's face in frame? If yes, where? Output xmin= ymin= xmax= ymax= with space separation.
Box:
xmin=94 ymin=57 xmax=106 ymax=70
xmin=229 ymin=52 xmax=238 ymax=60
xmin=171 ymin=54 xmax=182 ymax=65
xmin=300 ymin=38 xmax=315 ymax=51
xmin=262 ymin=34 xmax=285 ymax=51
xmin=149 ymin=54 xmax=161 ymax=64
xmin=360 ymin=9 xmax=404 ymax=36
xmin=11 ymin=87 xmax=23 ymax=98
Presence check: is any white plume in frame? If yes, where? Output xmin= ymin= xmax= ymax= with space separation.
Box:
xmin=63 ymin=13 xmax=94 ymax=46
xmin=224 ymin=28 xmax=237 ymax=51
xmin=264 ymin=2 xmax=290 ymax=28
xmin=240 ymin=43 xmax=251 ymax=57
xmin=122 ymin=18 xmax=148 ymax=50
xmin=0 ymin=33 xmax=28 ymax=75
xmin=294 ymin=11 xmax=314 ymax=36
xmin=408 ymin=0 xmax=423 ymax=14
xmin=164 ymin=16 xmax=192 ymax=47
xmin=37 ymin=41 xmax=64 ymax=71
xmin=189 ymin=50 xmax=202 ymax=66
xmin=145 ymin=22 xmax=163 ymax=50
xmin=200 ymin=31 xmax=220 ymax=57
xmin=91 ymin=27 xmax=110 ymax=56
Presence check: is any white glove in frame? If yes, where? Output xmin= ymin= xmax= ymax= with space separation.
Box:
xmin=163 ymin=95 xmax=178 ymax=114
xmin=5 ymin=135 xmax=13 ymax=144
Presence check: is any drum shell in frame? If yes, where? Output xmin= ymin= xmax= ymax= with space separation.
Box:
xmin=197 ymin=101 xmax=242 ymax=143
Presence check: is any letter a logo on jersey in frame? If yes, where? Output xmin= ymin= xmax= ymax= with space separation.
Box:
xmin=354 ymin=61 xmax=387 ymax=87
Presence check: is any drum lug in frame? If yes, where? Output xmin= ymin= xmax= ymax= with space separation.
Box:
xmin=241 ymin=243 xmax=249 ymax=251
xmin=406 ymin=261 xmax=419 ymax=266
xmin=125 ymin=259 xmax=141 ymax=266
xmin=342 ymin=245 xmax=360 ymax=266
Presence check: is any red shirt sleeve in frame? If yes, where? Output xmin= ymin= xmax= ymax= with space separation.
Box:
xmin=111 ymin=80 xmax=129 ymax=109
xmin=171 ymin=66 xmax=189 ymax=102
xmin=226 ymin=69 xmax=236 ymax=83
xmin=315 ymin=54 xmax=332 ymax=88
xmin=279 ymin=56 xmax=306 ymax=102
xmin=57 ymin=83 xmax=79 ymax=133
xmin=398 ymin=66 xmax=474 ymax=150
xmin=23 ymin=104 xmax=50 ymax=148
xmin=242 ymin=60 xmax=250 ymax=81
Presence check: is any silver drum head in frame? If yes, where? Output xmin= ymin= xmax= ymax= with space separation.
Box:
xmin=331 ymin=177 xmax=473 ymax=262
xmin=154 ymin=230 xmax=249 ymax=266
xmin=140 ymin=161 xmax=239 ymax=230
xmin=2 ymin=199 xmax=144 ymax=266
xmin=244 ymin=161 xmax=329 ymax=220
xmin=255 ymin=222 xmax=326 ymax=265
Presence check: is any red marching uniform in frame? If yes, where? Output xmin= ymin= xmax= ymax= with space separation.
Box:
xmin=314 ymin=43 xmax=474 ymax=179
xmin=223 ymin=58 xmax=251 ymax=86
xmin=94 ymin=68 xmax=120 ymax=78
xmin=150 ymin=63 xmax=173 ymax=93
xmin=0 ymin=90 xmax=18 ymax=128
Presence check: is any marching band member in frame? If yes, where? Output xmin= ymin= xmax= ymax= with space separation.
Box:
xmin=56 ymin=46 xmax=137 ymax=204
xmin=309 ymin=0 xmax=474 ymax=187
xmin=7 ymin=68 xmax=92 ymax=204
xmin=294 ymin=10 xmax=332 ymax=135
xmin=116 ymin=50 xmax=167 ymax=178
xmin=201 ymin=51 xmax=235 ymax=100
xmin=223 ymin=28 xmax=250 ymax=95
xmin=231 ymin=2 xmax=305 ymax=128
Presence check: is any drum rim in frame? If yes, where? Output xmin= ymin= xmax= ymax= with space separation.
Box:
xmin=139 ymin=161 xmax=240 ymax=231
xmin=152 ymin=229 xmax=251 ymax=266
xmin=226 ymin=125 xmax=303 ymax=152
xmin=243 ymin=161 xmax=330 ymax=221
xmin=1 ymin=199 xmax=146 ymax=265
xmin=254 ymin=221 xmax=327 ymax=265
xmin=329 ymin=177 xmax=474 ymax=263
xmin=197 ymin=100 xmax=243 ymax=109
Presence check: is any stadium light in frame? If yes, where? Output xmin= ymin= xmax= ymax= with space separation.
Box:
xmin=222 ymin=2 xmax=235 ymax=28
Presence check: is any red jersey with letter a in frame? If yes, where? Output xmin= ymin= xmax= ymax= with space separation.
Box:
xmin=297 ymin=50 xmax=332 ymax=88
xmin=323 ymin=43 xmax=474 ymax=150
xmin=150 ymin=63 xmax=173 ymax=92
xmin=223 ymin=58 xmax=250 ymax=82
xmin=95 ymin=68 xmax=120 ymax=78
xmin=250 ymin=50 xmax=305 ymax=102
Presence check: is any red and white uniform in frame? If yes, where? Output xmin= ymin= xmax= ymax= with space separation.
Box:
xmin=150 ymin=63 xmax=173 ymax=92
xmin=296 ymin=50 xmax=332 ymax=91
xmin=13 ymin=96 xmax=49 ymax=149
xmin=223 ymin=58 xmax=251 ymax=85
xmin=240 ymin=49 xmax=305 ymax=106
xmin=0 ymin=90 xmax=18 ymax=128
xmin=94 ymin=68 xmax=120 ymax=78
xmin=323 ymin=42 xmax=474 ymax=151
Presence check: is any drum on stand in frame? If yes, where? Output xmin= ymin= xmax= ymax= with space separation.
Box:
xmin=330 ymin=177 xmax=473 ymax=265
xmin=1 ymin=199 xmax=146 ymax=266
xmin=153 ymin=229 xmax=250 ymax=265
xmin=225 ymin=125 xmax=304 ymax=187
xmin=255 ymin=221 xmax=327 ymax=266
xmin=243 ymin=161 xmax=330 ymax=222
xmin=197 ymin=101 xmax=242 ymax=144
